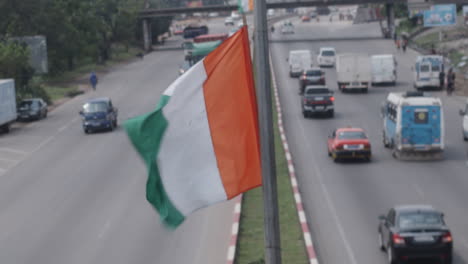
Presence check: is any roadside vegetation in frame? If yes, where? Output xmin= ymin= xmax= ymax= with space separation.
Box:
xmin=235 ymin=97 xmax=308 ymax=264
xmin=0 ymin=0 xmax=181 ymax=103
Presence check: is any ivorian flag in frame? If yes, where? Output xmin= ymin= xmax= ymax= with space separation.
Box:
xmin=125 ymin=27 xmax=262 ymax=228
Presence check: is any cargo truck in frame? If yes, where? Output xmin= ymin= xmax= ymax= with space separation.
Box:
xmin=0 ymin=79 xmax=17 ymax=133
xmin=336 ymin=53 xmax=371 ymax=93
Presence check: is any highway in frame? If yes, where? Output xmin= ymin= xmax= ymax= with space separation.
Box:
xmin=0 ymin=18 xmax=236 ymax=264
xmin=271 ymin=14 xmax=468 ymax=264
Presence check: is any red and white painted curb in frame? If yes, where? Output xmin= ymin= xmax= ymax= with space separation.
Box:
xmin=226 ymin=195 xmax=242 ymax=264
xmin=270 ymin=55 xmax=320 ymax=264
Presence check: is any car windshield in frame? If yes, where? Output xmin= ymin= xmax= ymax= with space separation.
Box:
xmin=83 ymin=102 xmax=108 ymax=113
xmin=306 ymin=88 xmax=329 ymax=94
xmin=19 ymin=101 xmax=39 ymax=109
xmin=306 ymin=70 xmax=322 ymax=76
xmin=321 ymin=50 xmax=335 ymax=56
xmin=338 ymin=131 xmax=367 ymax=139
xmin=398 ymin=212 xmax=443 ymax=229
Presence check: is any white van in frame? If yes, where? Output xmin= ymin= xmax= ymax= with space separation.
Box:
xmin=413 ymin=55 xmax=444 ymax=90
xmin=288 ymin=50 xmax=312 ymax=77
xmin=371 ymin=54 xmax=397 ymax=85
xmin=460 ymin=99 xmax=468 ymax=141
xmin=336 ymin=53 xmax=371 ymax=93
xmin=317 ymin=47 xmax=336 ymax=67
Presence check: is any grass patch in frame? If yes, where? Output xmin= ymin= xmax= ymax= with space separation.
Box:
xmin=396 ymin=18 xmax=420 ymax=35
xmin=448 ymin=50 xmax=465 ymax=67
xmin=235 ymin=98 xmax=308 ymax=263
xmin=43 ymin=85 xmax=80 ymax=102
xmin=413 ymin=32 xmax=439 ymax=50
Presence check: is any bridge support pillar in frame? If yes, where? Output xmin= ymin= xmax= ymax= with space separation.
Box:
xmin=143 ymin=18 xmax=152 ymax=52
xmin=386 ymin=3 xmax=395 ymax=38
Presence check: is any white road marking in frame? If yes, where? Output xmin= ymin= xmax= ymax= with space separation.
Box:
xmin=0 ymin=148 xmax=28 ymax=155
xmin=298 ymin=116 xmax=358 ymax=264
xmin=0 ymin=157 xmax=18 ymax=163
xmin=234 ymin=203 xmax=241 ymax=214
xmin=311 ymin=259 xmax=319 ymax=264
xmin=231 ymin=222 xmax=239 ymax=235
xmin=294 ymin=193 xmax=302 ymax=204
xmin=304 ymin=232 xmax=313 ymax=246
xmin=413 ymin=184 xmax=425 ymax=198
xmin=98 ymin=220 xmax=112 ymax=239
xmin=227 ymin=246 xmax=235 ymax=261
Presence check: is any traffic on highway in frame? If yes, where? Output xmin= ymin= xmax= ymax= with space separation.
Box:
xmin=1 ymin=3 xmax=467 ymax=264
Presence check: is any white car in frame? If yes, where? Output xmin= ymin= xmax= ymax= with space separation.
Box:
xmin=460 ymin=99 xmax=468 ymax=141
xmin=317 ymin=47 xmax=336 ymax=67
xmin=225 ymin=17 xmax=234 ymax=26
xmin=281 ymin=22 xmax=294 ymax=34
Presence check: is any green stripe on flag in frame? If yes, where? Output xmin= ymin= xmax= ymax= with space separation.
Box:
xmin=124 ymin=95 xmax=185 ymax=228
xmin=237 ymin=0 xmax=244 ymax=14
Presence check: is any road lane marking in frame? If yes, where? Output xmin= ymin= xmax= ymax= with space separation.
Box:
xmin=0 ymin=157 xmax=18 ymax=163
xmin=295 ymin=84 xmax=359 ymax=264
xmin=413 ymin=184 xmax=425 ymax=198
xmin=0 ymin=148 xmax=28 ymax=155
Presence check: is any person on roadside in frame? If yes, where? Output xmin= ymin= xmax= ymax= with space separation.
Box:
xmin=447 ymin=68 xmax=455 ymax=95
xmin=402 ymin=38 xmax=408 ymax=53
xmin=89 ymin=72 xmax=98 ymax=91
xmin=396 ymin=38 xmax=401 ymax=51
xmin=430 ymin=44 xmax=437 ymax=55
xmin=439 ymin=69 xmax=445 ymax=90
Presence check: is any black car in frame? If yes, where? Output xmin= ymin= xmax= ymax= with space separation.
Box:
xmin=378 ymin=205 xmax=453 ymax=264
xmin=299 ymin=68 xmax=325 ymax=94
xmin=17 ymin=98 xmax=48 ymax=121
xmin=301 ymin=86 xmax=334 ymax=118
xmin=79 ymin=97 xmax=118 ymax=134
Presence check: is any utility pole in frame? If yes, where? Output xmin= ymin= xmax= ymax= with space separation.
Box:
xmin=142 ymin=0 xmax=151 ymax=52
xmin=253 ymin=0 xmax=282 ymax=263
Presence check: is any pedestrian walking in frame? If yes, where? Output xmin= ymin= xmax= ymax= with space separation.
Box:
xmin=396 ymin=39 xmax=401 ymax=51
xmin=402 ymin=39 xmax=408 ymax=53
xmin=439 ymin=70 xmax=445 ymax=89
xmin=90 ymin=72 xmax=98 ymax=91
xmin=447 ymin=68 xmax=455 ymax=95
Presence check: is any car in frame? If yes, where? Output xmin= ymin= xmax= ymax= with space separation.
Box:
xmin=225 ymin=17 xmax=234 ymax=26
xmin=281 ymin=21 xmax=294 ymax=34
xmin=79 ymin=97 xmax=118 ymax=134
xmin=301 ymin=85 xmax=334 ymax=118
xmin=378 ymin=205 xmax=453 ymax=264
xmin=17 ymin=98 xmax=48 ymax=121
xmin=459 ymin=99 xmax=468 ymax=141
xmin=309 ymin=11 xmax=317 ymax=18
xmin=317 ymin=47 xmax=336 ymax=67
xmin=208 ymin=12 xmax=219 ymax=18
xmin=299 ymin=68 xmax=325 ymax=93
xmin=327 ymin=127 xmax=371 ymax=161
xmin=301 ymin=15 xmax=311 ymax=22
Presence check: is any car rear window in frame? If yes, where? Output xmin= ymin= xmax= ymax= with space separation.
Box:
xmin=398 ymin=212 xmax=442 ymax=229
xmin=306 ymin=70 xmax=322 ymax=76
xmin=420 ymin=65 xmax=430 ymax=72
xmin=305 ymin=88 xmax=329 ymax=94
xmin=338 ymin=131 xmax=367 ymax=139
xmin=321 ymin=50 xmax=335 ymax=56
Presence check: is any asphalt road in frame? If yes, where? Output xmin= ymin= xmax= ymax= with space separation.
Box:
xmin=271 ymin=15 xmax=468 ymax=264
xmin=0 ymin=17 xmax=237 ymax=264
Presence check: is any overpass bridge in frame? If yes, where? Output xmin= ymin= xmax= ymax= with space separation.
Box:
xmin=140 ymin=0 xmax=465 ymax=50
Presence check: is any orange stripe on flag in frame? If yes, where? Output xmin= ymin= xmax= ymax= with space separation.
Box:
xmin=203 ymin=26 xmax=261 ymax=199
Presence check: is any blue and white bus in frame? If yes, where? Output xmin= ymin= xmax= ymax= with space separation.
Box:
xmin=381 ymin=92 xmax=444 ymax=160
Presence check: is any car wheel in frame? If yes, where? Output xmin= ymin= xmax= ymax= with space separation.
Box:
xmin=303 ymin=111 xmax=308 ymax=118
xmin=328 ymin=110 xmax=334 ymax=118
xmin=84 ymin=128 xmax=89 ymax=134
xmin=44 ymin=110 xmax=48 ymax=118
xmin=464 ymin=135 xmax=468 ymax=141
xmin=363 ymin=88 xmax=368 ymax=93
xmin=383 ymin=132 xmax=390 ymax=148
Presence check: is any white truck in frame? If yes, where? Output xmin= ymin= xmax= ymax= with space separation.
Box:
xmin=371 ymin=54 xmax=397 ymax=85
xmin=288 ymin=50 xmax=312 ymax=77
xmin=336 ymin=53 xmax=371 ymax=93
xmin=0 ymin=79 xmax=17 ymax=133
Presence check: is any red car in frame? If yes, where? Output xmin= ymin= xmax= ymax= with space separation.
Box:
xmin=327 ymin=127 xmax=371 ymax=162
xmin=301 ymin=15 xmax=311 ymax=22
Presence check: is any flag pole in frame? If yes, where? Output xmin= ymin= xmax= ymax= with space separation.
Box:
xmin=253 ymin=0 xmax=282 ymax=263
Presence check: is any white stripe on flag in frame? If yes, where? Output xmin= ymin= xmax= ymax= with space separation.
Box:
xmin=158 ymin=61 xmax=227 ymax=216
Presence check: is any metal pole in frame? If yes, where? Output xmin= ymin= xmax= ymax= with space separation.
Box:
xmin=253 ymin=0 xmax=282 ymax=263
xmin=142 ymin=0 xmax=151 ymax=52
